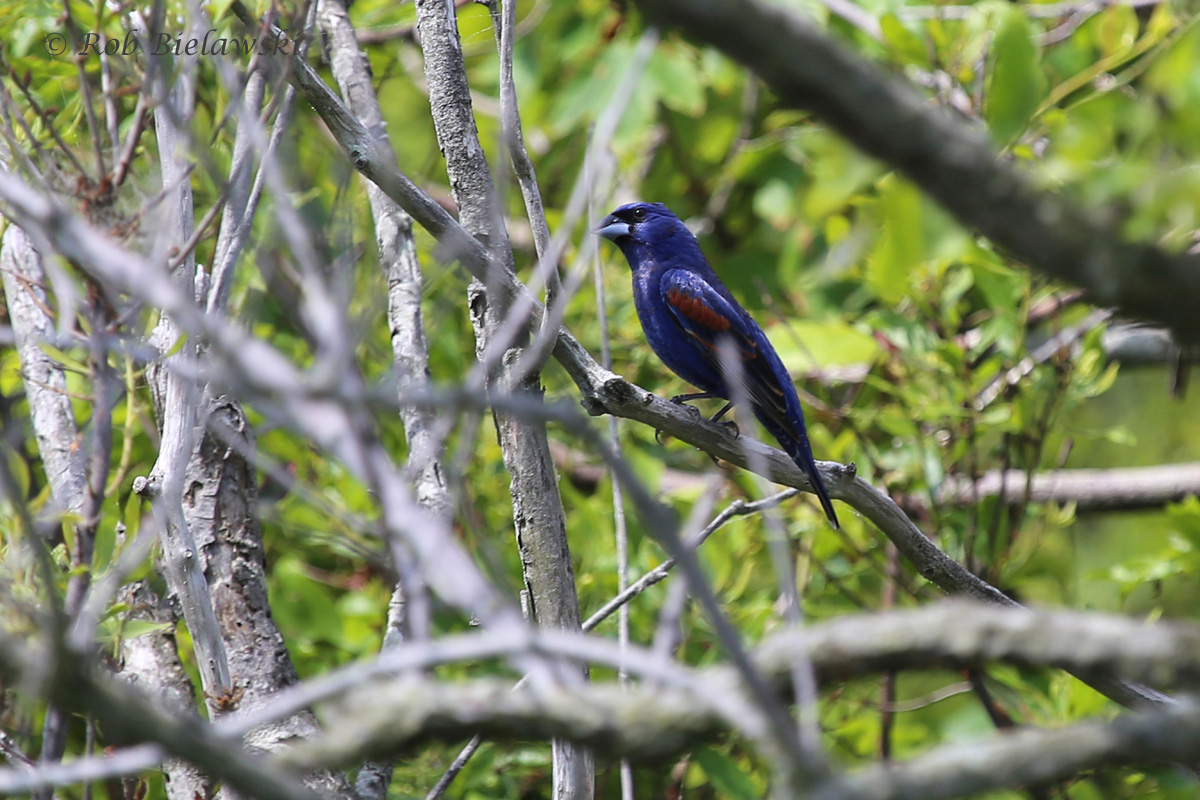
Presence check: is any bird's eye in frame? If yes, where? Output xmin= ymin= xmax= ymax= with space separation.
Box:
xmin=631 ymin=207 xmax=647 ymax=220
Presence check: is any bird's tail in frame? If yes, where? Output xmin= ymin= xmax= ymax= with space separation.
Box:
xmin=759 ymin=416 xmax=840 ymax=529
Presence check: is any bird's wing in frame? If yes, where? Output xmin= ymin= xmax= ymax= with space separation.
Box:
xmin=660 ymin=270 xmax=792 ymax=430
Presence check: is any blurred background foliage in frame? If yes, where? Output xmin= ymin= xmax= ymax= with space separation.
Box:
xmin=3 ymin=0 xmax=1200 ymax=797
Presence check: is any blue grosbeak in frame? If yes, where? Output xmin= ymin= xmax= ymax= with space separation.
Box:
xmin=597 ymin=202 xmax=839 ymax=528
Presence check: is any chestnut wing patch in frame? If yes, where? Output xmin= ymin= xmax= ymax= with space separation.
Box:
xmin=666 ymin=288 xmax=733 ymax=333
xmin=662 ymin=273 xmax=755 ymax=360
xmin=661 ymin=270 xmax=791 ymax=429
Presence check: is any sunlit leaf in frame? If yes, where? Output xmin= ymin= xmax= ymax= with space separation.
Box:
xmin=984 ymin=5 xmax=1047 ymax=144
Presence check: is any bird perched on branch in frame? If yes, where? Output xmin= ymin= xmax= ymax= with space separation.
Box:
xmin=597 ymin=201 xmax=839 ymax=529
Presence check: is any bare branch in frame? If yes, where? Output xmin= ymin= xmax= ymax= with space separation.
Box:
xmin=975 ymin=308 xmax=1113 ymax=409
xmin=141 ymin=60 xmax=234 ymax=711
xmin=206 ymin=66 xmax=265 ymax=315
xmin=583 ymin=489 xmax=798 ymax=633
xmin=413 ymin=0 xmax=591 ymax=794
xmin=0 ymin=225 xmax=86 ymax=519
xmin=315 ymin=0 xmax=445 ymax=596
xmin=1103 ymin=323 xmax=1185 ymax=364
xmin=1 ymin=205 xmax=110 ymax=780
xmin=815 ymin=704 xmax=1200 ymax=800
xmin=9 ymin=602 xmax=1200 ymax=793
xmin=900 ymin=0 xmax=1161 ymax=20
xmin=282 ymin=676 xmax=731 ymax=769
xmin=486 ymin=0 xmax=557 ymax=312
xmin=282 ymin=682 xmax=1200 ymax=799
xmin=0 ymin=730 xmax=34 ymax=770
xmin=939 ymin=462 xmax=1200 ymax=512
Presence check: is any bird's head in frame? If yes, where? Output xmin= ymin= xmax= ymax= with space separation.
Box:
xmin=595 ymin=202 xmax=694 ymax=263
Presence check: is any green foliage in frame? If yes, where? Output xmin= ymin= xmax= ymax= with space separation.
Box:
xmin=692 ymin=747 xmax=762 ymax=800
xmin=984 ymin=3 xmax=1047 ymax=145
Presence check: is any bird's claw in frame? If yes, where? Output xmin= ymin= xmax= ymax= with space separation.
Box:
xmin=655 ymin=428 xmax=667 ymax=445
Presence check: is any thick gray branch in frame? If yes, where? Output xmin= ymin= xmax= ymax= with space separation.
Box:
xmin=143 ymin=69 xmax=234 ymax=707
xmin=116 ymin=583 xmax=211 ymax=800
xmin=939 ymin=463 xmax=1200 ymax=512
xmin=279 ymin=603 xmax=1200 ymax=789
xmin=185 ymin=398 xmax=355 ymax=800
xmin=282 ymin=676 xmax=727 ymax=769
xmin=815 ymin=704 xmax=1200 ymax=800
xmin=0 ymin=225 xmax=86 ymax=518
xmin=1103 ymin=323 xmax=1186 ymax=364
xmin=8 ymin=603 xmax=1200 ymax=795
xmin=754 ymin=602 xmax=1200 ymax=689
xmin=291 ymin=687 xmax=1200 ymax=796
xmin=469 ymin=289 xmax=586 ymax=646
xmin=415 ymin=0 xmax=510 ymax=258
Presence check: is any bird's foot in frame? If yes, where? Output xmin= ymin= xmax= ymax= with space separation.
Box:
xmin=667 ymin=400 xmax=704 ymax=423
xmin=671 ymin=391 xmax=717 ymax=405
xmin=716 ymin=418 xmax=740 ymax=438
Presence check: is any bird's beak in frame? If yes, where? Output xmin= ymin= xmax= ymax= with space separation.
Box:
xmin=595 ymin=214 xmax=630 ymax=241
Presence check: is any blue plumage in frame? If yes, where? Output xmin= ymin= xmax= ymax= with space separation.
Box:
xmin=597 ymin=201 xmax=839 ymax=529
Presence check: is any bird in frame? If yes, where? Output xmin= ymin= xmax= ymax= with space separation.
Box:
xmin=596 ymin=201 xmax=839 ymax=529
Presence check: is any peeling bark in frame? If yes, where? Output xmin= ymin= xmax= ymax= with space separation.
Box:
xmin=0 ymin=226 xmax=86 ymax=520
xmin=116 ymin=582 xmax=211 ymax=800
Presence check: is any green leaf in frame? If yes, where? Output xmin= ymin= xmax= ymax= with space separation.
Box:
xmin=865 ymin=177 xmax=924 ymax=303
xmin=938 ymin=266 xmax=974 ymax=326
xmin=121 ymin=620 xmax=174 ymax=639
xmin=647 ymin=47 xmax=706 ymax=116
xmin=753 ymin=179 xmax=794 ymax=228
xmin=1094 ymin=4 xmax=1139 ymax=57
xmin=36 ymin=342 xmax=89 ymax=374
xmin=770 ymin=318 xmax=881 ymax=371
xmin=693 ymin=747 xmax=759 ymax=800
xmin=1167 ymin=496 xmax=1200 ymax=550
xmin=881 ymin=14 xmax=928 ymax=66
xmin=802 ymin=134 xmax=883 ymax=219
xmin=547 ymin=44 xmax=629 ymax=135
xmin=984 ymin=6 xmax=1047 ymax=145
xmin=97 ymin=617 xmax=173 ymax=647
